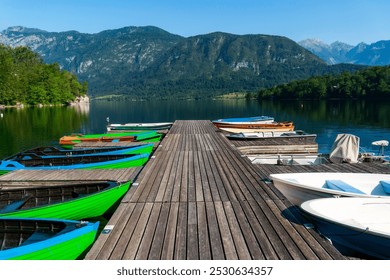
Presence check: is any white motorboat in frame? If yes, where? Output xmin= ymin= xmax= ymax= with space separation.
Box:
xmin=300 ymin=197 xmax=390 ymax=259
xmin=107 ymin=122 xmax=173 ymax=131
xmin=269 ymin=172 xmax=390 ymax=206
xmin=248 ymin=154 xmax=327 ymax=165
xmin=226 ymin=130 xmax=317 ymax=141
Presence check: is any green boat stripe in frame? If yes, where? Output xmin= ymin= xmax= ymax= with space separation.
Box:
xmin=0 ymin=220 xmax=99 ymax=260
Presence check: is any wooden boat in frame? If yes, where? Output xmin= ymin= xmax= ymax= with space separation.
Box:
xmin=0 ymin=153 xmax=149 ymax=175
xmin=107 ymin=122 xmax=173 ymax=131
xmin=0 ymin=180 xmax=131 ymax=220
xmin=215 ymin=120 xmax=294 ymax=129
xmin=226 ymin=130 xmax=316 ymax=141
xmin=0 ymin=218 xmax=99 ymax=260
xmin=59 ymin=131 xmax=162 ymax=149
xmin=300 ymin=197 xmax=390 ymax=259
xmin=212 ymin=116 xmax=274 ymax=126
xmin=218 ymin=124 xmax=294 ymax=134
xmin=4 ymin=143 xmax=154 ymax=160
xmin=269 ymin=172 xmax=390 ymax=206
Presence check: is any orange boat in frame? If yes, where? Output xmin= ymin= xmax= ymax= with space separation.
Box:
xmin=58 ymin=131 xmax=162 ymax=149
xmin=214 ymin=121 xmax=294 ymax=130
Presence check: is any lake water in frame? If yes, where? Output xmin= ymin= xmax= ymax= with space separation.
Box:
xmin=1 ymin=98 xmax=390 ymax=158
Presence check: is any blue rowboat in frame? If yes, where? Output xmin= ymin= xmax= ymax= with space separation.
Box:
xmin=0 ymin=217 xmax=99 ymax=260
xmin=5 ymin=143 xmax=154 ymax=160
xmin=212 ymin=115 xmax=274 ymax=125
xmin=0 ymin=153 xmax=149 ymax=175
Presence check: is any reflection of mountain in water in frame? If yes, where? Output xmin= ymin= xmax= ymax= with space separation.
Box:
xmin=70 ymin=103 xmax=90 ymax=115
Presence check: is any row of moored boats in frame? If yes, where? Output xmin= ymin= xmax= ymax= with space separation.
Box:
xmin=0 ymin=125 xmax=168 ymax=260
xmin=212 ymin=115 xmax=390 ymax=259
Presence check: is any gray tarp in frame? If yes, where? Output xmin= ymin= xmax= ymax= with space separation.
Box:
xmin=329 ymin=134 xmax=360 ymax=163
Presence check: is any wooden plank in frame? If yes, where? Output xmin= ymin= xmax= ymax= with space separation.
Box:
xmin=107 ymin=203 xmax=149 ymax=259
xmin=134 ymin=203 xmax=162 ymax=260
xmin=193 ymin=150 xmax=204 ymax=202
xmin=154 ymin=150 xmax=177 ymax=202
xmin=197 ymin=151 xmax=212 ymax=201
xmin=205 ymin=201 xmax=225 ymax=259
xmin=214 ymin=201 xmax=238 ymax=260
xmin=187 ymin=201 xmax=199 ymax=260
xmin=85 ymin=202 xmax=130 ymax=260
xmin=187 ymin=151 xmax=196 ymax=201
xmin=171 ymin=151 xmax=185 ymax=202
xmin=247 ymin=199 xmax=292 ymax=259
xmin=162 ymin=150 xmax=182 ymax=202
xmin=110 ymin=203 xmax=153 ymax=259
xmin=161 ymin=202 xmax=179 ymax=260
xmin=197 ymin=201 xmax=211 ymax=260
xmin=223 ymin=201 xmax=252 ymax=259
xmin=149 ymin=202 xmax=171 ymax=259
xmin=174 ymin=202 xmax=188 ymax=259
xmin=179 ymin=150 xmax=189 ymax=201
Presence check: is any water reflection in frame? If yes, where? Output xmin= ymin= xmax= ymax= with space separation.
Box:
xmin=0 ymin=105 xmax=89 ymax=158
xmin=1 ymin=99 xmax=390 ymax=158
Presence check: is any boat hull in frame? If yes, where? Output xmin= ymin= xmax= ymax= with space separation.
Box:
xmin=0 ymin=153 xmax=149 ymax=174
xmin=0 ymin=218 xmax=99 ymax=260
xmin=6 ymin=144 xmax=154 ymax=160
xmin=214 ymin=121 xmax=294 ymax=130
xmin=219 ymin=126 xmax=294 ymax=134
xmin=301 ymin=197 xmax=390 ymax=259
xmin=270 ymin=172 xmax=390 ymax=206
xmin=248 ymin=154 xmax=325 ymax=165
xmin=0 ymin=181 xmax=131 ymax=220
xmin=212 ymin=116 xmax=274 ymax=125
xmin=226 ymin=131 xmax=316 ymax=142
xmin=59 ymin=131 xmax=162 ymax=148
xmin=107 ymin=122 xmax=173 ymax=131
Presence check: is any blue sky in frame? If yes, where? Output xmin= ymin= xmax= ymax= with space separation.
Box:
xmin=0 ymin=0 xmax=389 ymax=45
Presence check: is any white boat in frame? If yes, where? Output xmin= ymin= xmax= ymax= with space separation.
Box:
xmin=107 ymin=122 xmax=173 ymax=132
xmin=226 ymin=130 xmax=316 ymax=141
xmin=212 ymin=116 xmax=274 ymax=125
xmin=269 ymin=172 xmax=390 ymax=206
xmin=219 ymin=126 xmax=294 ymax=134
xmin=248 ymin=154 xmax=327 ymax=165
xmin=300 ymin=197 xmax=390 ymax=259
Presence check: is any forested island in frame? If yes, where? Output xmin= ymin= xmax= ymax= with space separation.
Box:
xmin=256 ymin=66 xmax=390 ymax=100
xmin=0 ymin=44 xmax=87 ymax=106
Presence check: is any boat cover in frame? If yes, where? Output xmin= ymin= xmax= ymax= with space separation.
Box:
xmin=329 ymin=134 xmax=360 ymax=163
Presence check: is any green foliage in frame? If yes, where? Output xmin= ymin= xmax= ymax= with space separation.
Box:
xmin=0 ymin=44 xmax=87 ymax=105
xmin=257 ymin=66 xmax=390 ymax=100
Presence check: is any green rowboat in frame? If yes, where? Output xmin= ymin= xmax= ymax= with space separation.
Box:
xmin=0 ymin=180 xmax=131 ymax=220
xmin=0 ymin=218 xmax=99 ymax=260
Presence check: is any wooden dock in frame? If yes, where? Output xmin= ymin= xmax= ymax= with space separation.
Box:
xmin=85 ymin=120 xmax=374 ymax=260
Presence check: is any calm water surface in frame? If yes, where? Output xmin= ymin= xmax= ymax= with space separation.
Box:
xmin=1 ymin=99 xmax=390 ymax=158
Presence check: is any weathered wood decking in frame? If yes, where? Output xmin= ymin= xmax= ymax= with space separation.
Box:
xmin=84 ymin=120 xmax=366 ymax=260
xmin=0 ymin=168 xmax=142 ymax=185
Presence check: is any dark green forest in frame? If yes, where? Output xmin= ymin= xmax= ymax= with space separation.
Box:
xmin=0 ymin=44 xmax=87 ymax=105
xmin=257 ymin=66 xmax=390 ymax=100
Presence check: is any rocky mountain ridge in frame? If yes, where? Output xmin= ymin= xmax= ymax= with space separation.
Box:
xmin=0 ymin=26 xmax=363 ymax=98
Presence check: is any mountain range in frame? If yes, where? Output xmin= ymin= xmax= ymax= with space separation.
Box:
xmin=0 ymin=26 xmax=379 ymax=98
xmin=298 ymin=38 xmax=390 ymax=66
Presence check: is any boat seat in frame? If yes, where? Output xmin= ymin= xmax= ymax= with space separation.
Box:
xmin=379 ymin=180 xmax=390 ymax=194
xmin=22 ymin=232 xmax=53 ymax=246
xmin=324 ymin=180 xmax=365 ymax=194
xmin=0 ymin=197 xmax=30 ymax=213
